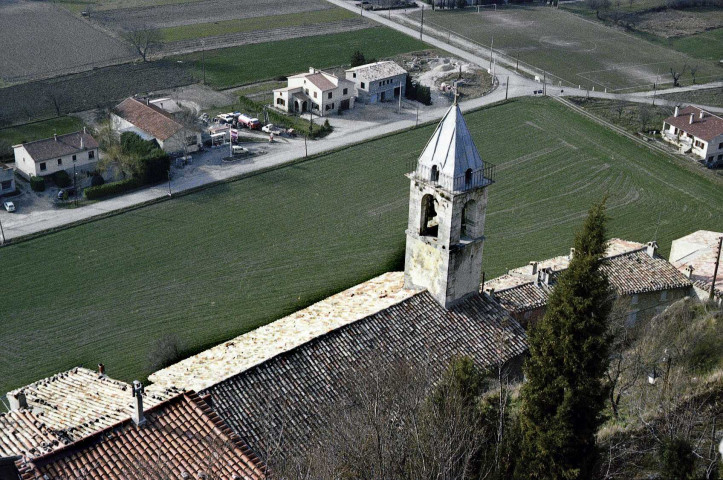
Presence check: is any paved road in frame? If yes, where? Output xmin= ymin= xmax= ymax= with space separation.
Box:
xmin=1 ymin=1 xmax=720 ymax=242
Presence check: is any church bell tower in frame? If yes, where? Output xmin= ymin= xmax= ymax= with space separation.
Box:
xmin=404 ymin=103 xmax=494 ymax=308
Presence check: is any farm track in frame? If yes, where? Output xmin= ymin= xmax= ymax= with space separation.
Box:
xmin=158 ymin=18 xmax=373 ymax=56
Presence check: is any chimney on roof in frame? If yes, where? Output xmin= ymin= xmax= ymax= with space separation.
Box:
xmin=540 ymin=268 xmax=553 ymax=286
xmin=309 ymin=67 xmax=316 ymax=74
xmin=54 ymin=133 xmax=57 ymax=142
xmin=689 ymin=113 xmax=694 ymax=124
xmin=569 ymin=247 xmax=575 ymax=260
xmin=98 ymin=363 xmax=105 ymax=376
xmin=684 ymin=265 xmax=694 ymax=279
xmin=80 ymin=135 xmax=84 ymax=150
xmin=83 ymin=126 xmax=87 ymax=134
xmin=700 ymin=110 xmax=705 ymax=119
xmin=529 ymin=261 xmax=538 ymax=276
xmin=646 ymin=241 xmax=658 ymax=258
xmin=146 ymin=98 xmax=149 ymax=106
xmin=488 ymin=288 xmax=495 ymax=299
xmin=8 ymin=391 xmax=28 ymax=411
xmin=131 ymin=380 xmax=146 ymax=426
xmin=674 ymin=106 xmax=679 ymax=117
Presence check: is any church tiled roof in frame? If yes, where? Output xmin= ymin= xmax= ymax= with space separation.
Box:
xmin=15 ymin=392 xmax=267 ymax=480
xmin=202 ymin=284 xmax=528 ymax=462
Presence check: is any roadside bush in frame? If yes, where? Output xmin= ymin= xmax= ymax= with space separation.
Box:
xmin=90 ymin=174 xmax=105 ymax=187
xmin=84 ymin=177 xmax=140 ymax=200
xmin=120 ymin=131 xmax=158 ymax=156
xmin=30 ymin=176 xmax=45 ymax=192
xmin=148 ymin=334 xmax=183 ymax=371
xmin=350 ymin=50 xmax=366 ymax=68
xmin=52 ymin=170 xmax=72 ymax=188
xmin=405 ymin=76 xmax=433 ymax=106
xmin=118 ymin=132 xmax=170 ymax=185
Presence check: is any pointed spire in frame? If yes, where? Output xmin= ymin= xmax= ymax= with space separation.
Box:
xmin=415 ymin=103 xmax=484 ymax=191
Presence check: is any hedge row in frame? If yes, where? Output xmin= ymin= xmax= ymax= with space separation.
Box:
xmin=84 ymin=177 xmax=141 ymax=200
xmin=30 ymin=176 xmax=45 ymax=192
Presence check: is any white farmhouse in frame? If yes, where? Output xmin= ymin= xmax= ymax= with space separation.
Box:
xmin=662 ymin=106 xmax=723 ymax=167
xmin=273 ymin=68 xmax=356 ymax=116
xmin=111 ymin=97 xmax=201 ymax=154
xmin=12 ymin=130 xmax=98 ymax=180
xmin=345 ymin=61 xmax=407 ymax=104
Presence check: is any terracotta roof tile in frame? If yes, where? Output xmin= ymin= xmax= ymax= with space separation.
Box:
xmin=670 ymin=230 xmax=723 ymax=299
xmin=114 ymin=97 xmax=183 ymax=141
xmin=202 ymin=288 xmax=528 ymax=462
xmin=0 ymin=410 xmax=67 ymax=458
xmin=663 ymin=106 xmax=723 ymax=142
xmin=15 ymin=392 xmax=266 ymax=480
xmin=305 ymin=72 xmax=337 ymax=91
xmin=7 ymin=367 xmax=178 ymax=442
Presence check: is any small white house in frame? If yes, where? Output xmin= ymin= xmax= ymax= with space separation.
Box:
xmin=112 ymin=97 xmax=201 ymax=154
xmin=0 ymin=164 xmax=15 ymax=195
xmin=273 ymin=68 xmax=356 ymax=116
xmin=13 ymin=130 xmax=99 ymax=180
xmin=345 ymin=61 xmax=407 ymax=104
xmin=662 ymin=106 xmax=723 ymax=167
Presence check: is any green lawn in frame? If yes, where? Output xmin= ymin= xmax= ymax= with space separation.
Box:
xmin=175 ymin=27 xmax=429 ymax=89
xmin=644 ymin=28 xmax=723 ymax=61
xmin=1 ymin=97 xmax=721 ymax=395
xmin=408 ymin=6 xmax=720 ymax=90
xmin=160 ymin=8 xmax=358 ymax=43
xmin=0 ymin=116 xmax=84 ymax=160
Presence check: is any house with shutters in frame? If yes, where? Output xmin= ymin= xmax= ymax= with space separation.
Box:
xmin=273 ymin=68 xmax=356 ymax=116
xmin=484 ymin=239 xmax=693 ymax=327
xmin=345 ymin=61 xmax=407 ymax=104
xmin=12 ymin=130 xmax=98 ymax=180
xmin=661 ymin=106 xmax=723 ymax=167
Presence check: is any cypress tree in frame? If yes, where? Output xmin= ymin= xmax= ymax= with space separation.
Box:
xmin=516 ymin=198 xmax=613 ymax=479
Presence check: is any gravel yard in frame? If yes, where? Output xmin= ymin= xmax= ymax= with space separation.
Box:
xmin=0 ymin=1 xmax=132 ymax=83
xmin=93 ymin=0 xmax=334 ymax=31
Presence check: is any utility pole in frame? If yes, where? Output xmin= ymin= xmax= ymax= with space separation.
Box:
xmin=167 ymin=169 xmax=172 ymax=197
xmin=201 ymin=41 xmax=206 ymax=85
xmin=420 ymin=6 xmax=424 ymax=41
xmin=505 ymin=76 xmax=509 ymax=100
xmin=710 ymin=236 xmax=722 ymax=302
xmin=73 ymin=164 xmax=78 ymax=207
xmin=0 ymin=217 xmax=5 ymax=245
xmin=360 ymin=1 xmax=363 ymax=16
xmin=652 ymin=82 xmax=657 ymax=106
xmin=543 ymin=71 xmax=546 ymax=96
xmin=415 ymin=105 xmax=419 ymax=127
xmin=489 ymin=36 xmax=493 ymax=72
xmin=304 ymin=134 xmax=308 ymax=157
xmin=398 ymin=80 xmax=402 ymax=114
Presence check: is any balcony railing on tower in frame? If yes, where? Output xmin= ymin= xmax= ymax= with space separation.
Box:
xmin=408 ymin=161 xmax=496 ymax=193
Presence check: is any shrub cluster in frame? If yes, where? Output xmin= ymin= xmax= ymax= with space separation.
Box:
xmin=84 ymin=177 xmax=141 ymax=200
xmin=30 ymin=176 xmax=45 ymax=192
xmin=405 ymin=76 xmax=432 ymax=105
xmin=52 ymin=170 xmax=72 ymax=188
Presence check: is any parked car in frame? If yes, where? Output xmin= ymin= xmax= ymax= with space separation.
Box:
xmin=232 ymin=146 xmax=249 ymax=155
xmin=215 ymin=113 xmax=234 ymax=125
xmin=3 ymin=201 xmax=15 ymax=212
xmin=262 ymin=124 xmax=280 ymax=134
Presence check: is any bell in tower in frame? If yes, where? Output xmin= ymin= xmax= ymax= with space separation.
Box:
xmin=403 ymin=103 xmax=495 ymax=308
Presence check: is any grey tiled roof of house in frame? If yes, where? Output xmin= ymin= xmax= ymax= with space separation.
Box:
xmin=485 ymin=241 xmax=692 ymax=314
xmin=16 ymin=132 xmax=98 ymax=163
xmin=202 ymin=288 xmax=527 ymax=462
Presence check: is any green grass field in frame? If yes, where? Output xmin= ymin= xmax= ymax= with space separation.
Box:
xmin=408 ymin=6 xmax=721 ymax=90
xmin=1 ymin=97 xmax=722 ymax=395
xmin=0 ymin=116 xmax=84 ymax=160
xmin=58 ymin=0 xmax=201 ymax=13
xmin=644 ymin=28 xmax=723 ymax=61
xmin=159 ymin=8 xmax=358 ymax=43
xmin=175 ymin=27 xmax=429 ymax=89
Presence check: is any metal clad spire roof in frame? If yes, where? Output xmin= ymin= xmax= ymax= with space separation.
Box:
xmin=417 ymin=104 xmax=484 ymax=180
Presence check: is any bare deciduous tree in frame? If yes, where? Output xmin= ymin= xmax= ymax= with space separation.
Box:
xmin=124 ymin=28 xmax=162 ymax=62
xmin=670 ymin=65 xmax=688 ymax=88
xmin=689 ymin=65 xmax=699 ymax=85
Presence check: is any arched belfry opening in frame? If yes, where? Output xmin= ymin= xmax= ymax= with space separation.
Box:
xmin=420 ymin=194 xmax=439 ymax=237
xmin=464 ymin=168 xmax=473 ymax=188
xmin=430 ymin=165 xmax=439 ymax=183
xmin=461 ymin=199 xmax=477 ymax=238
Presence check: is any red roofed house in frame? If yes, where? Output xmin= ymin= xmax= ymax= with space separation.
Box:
xmin=12 ymin=130 xmax=98 ymax=180
xmin=13 ymin=391 xmax=267 ymax=480
xmin=273 ymin=68 xmax=356 ymax=116
xmin=111 ymin=97 xmax=201 ymax=155
xmin=661 ymin=106 xmax=723 ymax=167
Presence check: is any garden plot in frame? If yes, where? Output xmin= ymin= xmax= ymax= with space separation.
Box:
xmin=0 ymin=1 xmax=132 ymax=83
xmin=93 ymin=0 xmax=334 ymax=31
xmin=406 ymin=6 xmax=721 ymax=91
